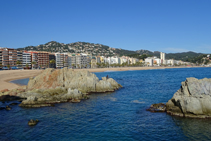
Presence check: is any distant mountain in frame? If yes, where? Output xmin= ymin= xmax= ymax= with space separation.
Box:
xmin=17 ymin=41 xmax=205 ymax=63
xmin=135 ymin=50 xmax=204 ymax=62
xmin=17 ymin=41 xmax=137 ymax=57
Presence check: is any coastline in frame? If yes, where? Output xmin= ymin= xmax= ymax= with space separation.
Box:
xmin=0 ymin=66 xmax=206 ymax=91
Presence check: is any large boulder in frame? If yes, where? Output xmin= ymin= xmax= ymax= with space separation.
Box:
xmin=166 ymin=77 xmax=211 ymax=118
xmin=27 ymin=68 xmax=122 ymax=93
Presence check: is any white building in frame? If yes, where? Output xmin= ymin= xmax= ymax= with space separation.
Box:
xmin=145 ymin=57 xmax=154 ymax=66
xmin=22 ymin=52 xmax=31 ymax=68
xmin=154 ymin=58 xmax=162 ymax=66
xmin=160 ymin=52 xmax=166 ymax=64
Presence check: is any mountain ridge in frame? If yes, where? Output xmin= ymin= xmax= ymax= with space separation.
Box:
xmin=17 ymin=41 xmax=205 ymax=62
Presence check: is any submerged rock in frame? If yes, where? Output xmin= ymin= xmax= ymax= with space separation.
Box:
xmin=166 ymin=77 xmax=211 ymax=118
xmin=5 ymin=105 xmax=11 ymax=110
xmin=28 ymin=119 xmax=39 ymax=126
xmin=146 ymin=103 xmax=166 ymax=112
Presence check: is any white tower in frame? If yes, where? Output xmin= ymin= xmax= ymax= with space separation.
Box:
xmin=160 ymin=52 xmax=165 ymax=64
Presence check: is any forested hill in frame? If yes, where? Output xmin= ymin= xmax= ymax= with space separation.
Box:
xmin=17 ymin=41 xmax=137 ymax=56
xmin=17 ymin=41 xmax=205 ymax=63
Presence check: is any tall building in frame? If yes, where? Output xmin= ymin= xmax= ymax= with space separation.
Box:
xmin=1 ymin=48 xmax=17 ymax=68
xmin=55 ymin=53 xmax=64 ymax=68
xmin=70 ymin=55 xmax=76 ymax=68
xmin=76 ymin=54 xmax=87 ymax=68
xmin=37 ymin=52 xmax=49 ymax=68
xmin=160 ymin=52 xmax=166 ymax=64
xmin=22 ymin=52 xmax=31 ymax=69
xmin=0 ymin=49 xmax=2 ymax=69
xmin=49 ymin=53 xmax=56 ymax=68
xmin=31 ymin=52 xmax=38 ymax=69
xmin=17 ymin=50 xmax=23 ymax=69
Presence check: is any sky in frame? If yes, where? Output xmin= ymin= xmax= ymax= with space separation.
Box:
xmin=0 ymin=0 xmax=211 ymax=53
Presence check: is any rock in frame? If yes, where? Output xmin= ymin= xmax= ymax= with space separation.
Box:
xmin=9 ymin=102 xmax=19 ymax=106
xmin=146 ymin=103 xmax=166 ymax=112
xmin=166 ymin=77 xmax=211 ymax=118
xmin=0 ymin=89 xmax=9 ymax=93
xmin=5 ymin=105 xmax=11 ymax=110
xmin=27 ymin=68 xmax=122 ymax=93
xmin=0 ymin=95 xmax=25 ymax=101
xmin=28 ymin=119 xmax=39 ymax=126
xmin=71 ymin=99 xmax=81 ymax=103
xmin=16 ymin=68 xmax=121 ymax=108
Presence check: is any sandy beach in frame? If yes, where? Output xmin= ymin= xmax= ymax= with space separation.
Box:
xmin=0 ymin=70 xmax=43 ymax=91
xmin=0 ymin=66 xmax=204 ymax=91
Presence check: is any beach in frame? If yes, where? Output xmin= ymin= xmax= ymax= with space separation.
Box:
xmin=0 ymin=66 xmax=203 ymax=91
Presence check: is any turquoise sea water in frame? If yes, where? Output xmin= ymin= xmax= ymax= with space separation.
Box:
xmin=1 ymin=67 xmax=211 ymax=141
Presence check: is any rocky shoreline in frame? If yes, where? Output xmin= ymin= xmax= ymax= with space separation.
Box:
xmin=147 ymin=77 xmax=211 ymax=118
xmin=0 ymin=68 xmax=122 ymax=108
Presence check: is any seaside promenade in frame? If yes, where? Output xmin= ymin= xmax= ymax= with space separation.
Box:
xmin=0 ymin=66 xmax=204 ymax=91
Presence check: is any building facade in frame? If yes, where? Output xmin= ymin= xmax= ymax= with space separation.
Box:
xmin=17 ymin=50 xmax=23 ymax=69
xmin=38 ymin=52 xmax=49 ymax=68
xmin=22 ymin=52 xmax=31 ymax=69
xmin=0 ymin=49 xmax=2 ymax=69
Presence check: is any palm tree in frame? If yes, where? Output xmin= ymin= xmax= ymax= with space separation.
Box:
xmin=16 ymin=60 xmax=22 ymax=68
xmin=49 ymin=59 xmax=55 ymax=68
xmin=77 ymin=64 xmax=80 ymax=69
xmin=89 ymin=62 xmax=91 ymax=68
xmin=31 ymin=61 xmax=36 ymax=69
xmin=72 ymin=64 xmax=75 ymax=69
xmin=26 ymin=63 xmax=29 ymax=69
xmin=7 ymin=64 xmax=10 ymax=70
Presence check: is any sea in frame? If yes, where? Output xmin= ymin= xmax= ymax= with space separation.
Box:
xmin=1 ymin=67 xmax=211 ymax=141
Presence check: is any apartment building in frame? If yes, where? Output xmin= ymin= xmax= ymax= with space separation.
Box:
xmin=70 ymin=55 xmax=76 ymax=68
xmin=55 ymin=53 xmax=64 ymax=68
xmin=27 ymin=51 xmax=38 ymax=69
xmin=76 ymin=54 xmax=87 ymax=68
xmin=1 ymin=48 xmax=17 ymax=68
xmin=0 ymin=49 xmax=2 ymax=69
xmin=22 ymin=52 xmax=31 ymax=69
xmin=49 ymin=53 xmax=56 ymax=68
xmin=38 ymin=52 xmax=49 ymax=68
xmin=145 ymin=57 xmax=154 ymax=66
xmin=17 ymin=50 xmax=23 ymax=69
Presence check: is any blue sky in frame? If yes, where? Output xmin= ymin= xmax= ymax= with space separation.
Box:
xmin=0 ymin=0 xmax=211 ymax=53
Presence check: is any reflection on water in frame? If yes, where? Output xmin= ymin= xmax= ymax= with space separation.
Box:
xmin=2 ymin=67 xmax=211 ymax=140
xmin=172 ymin=116 xmax=211 ymax=141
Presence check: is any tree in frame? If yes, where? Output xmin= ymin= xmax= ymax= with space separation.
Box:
xmin=31 ymin=61 xmax=36 ymax=69
xmin=50 ymin=59 xmax=55 ymax=68
xmin=7 ymin=64 xmax=10 ymax=70
xmin=0 ymin=63 xmax=2 ymax=68
xmin=89 ymin=62 xmax=91 ymax=68
xmin=26 ymin=63 xmax=29 ymax=69
xmin=16 ymin=60 xmax=21 ymax=65
xmin=77 ymin=64 xmax=80 ymax=69
xmin=72 ymin=64 xmax=75 ymax=69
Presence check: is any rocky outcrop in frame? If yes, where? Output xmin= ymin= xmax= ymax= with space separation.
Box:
xmin=28 ymin=119 xmax=39 ymax=126
xmin=166 ymin=77 xmax=211 ymax=118
xmin=27 ymin=68 xmax=122 ymax=93
xmin=18 ymin=87 xmax=89 ymax=107
xmin=146 ymin=103 xmax=166 ymax=112
xmin=13 ymin=68 xmax=122 ymax=107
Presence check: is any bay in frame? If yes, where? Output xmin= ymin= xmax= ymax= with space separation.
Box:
xmin=1 ymin=67 xmax=211 ymax=141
